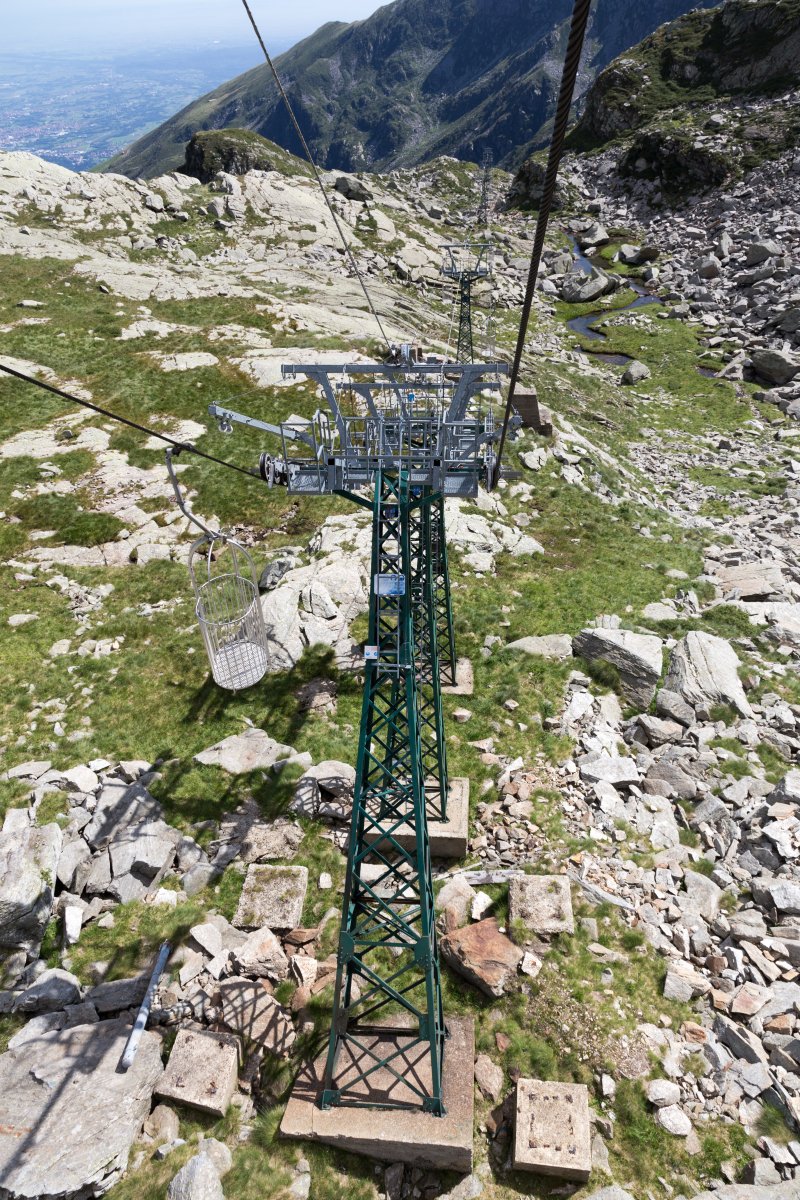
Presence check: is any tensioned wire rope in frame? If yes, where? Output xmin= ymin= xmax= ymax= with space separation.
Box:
xmin=492 ymin=0 xmax=594 ymax=486
xmin=0 ymin=361 xmax=259 ymax=478
xmin=239 ymin=0 xmax=392 ymax=355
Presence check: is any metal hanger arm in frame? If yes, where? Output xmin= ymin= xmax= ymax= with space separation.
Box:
xmin=165 ymin=448 xmax=220 ymax=540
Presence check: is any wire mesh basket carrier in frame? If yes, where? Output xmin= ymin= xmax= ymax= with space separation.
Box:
xmin=166 ymin=449 xmax=270 ymax=691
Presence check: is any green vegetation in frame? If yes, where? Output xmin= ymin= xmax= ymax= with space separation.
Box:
xmin=11 ymin=492 xmax=126 ymax=547
xmin=182 ymin=129 xmax=304 ymax=183
xmin=756 ymin=1101 xmax=796 ymax=1143
xmin=62 ymin=867 xmax=244 ymax=983
xmin=613 ymin=1079 xmax=749 ymax=1185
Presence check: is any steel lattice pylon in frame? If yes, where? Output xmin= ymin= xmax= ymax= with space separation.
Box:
xmin=441 ymin=243 xmax=492 ymax=365
xmin=207 ymin=357 xmax=507 ymax=1115
xmin=477 ymin=148 xmax=493 ymax=230
xmin=321 ymin=471 xmax=446 ymax=1113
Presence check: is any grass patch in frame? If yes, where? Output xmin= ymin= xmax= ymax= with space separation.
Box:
xmin=65 ymin=866 xmax=244 ymax=984
xmin=756 ymin=1101 xmax=795 ymax=1144
xmin=757 ymin=742 xmax=790 ymax=782
xmin=0 ymin=1014 xmax=25 ymax=1052
xmin=11 ymin=492 xmax=126 ymax=547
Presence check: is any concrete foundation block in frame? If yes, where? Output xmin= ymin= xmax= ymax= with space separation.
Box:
xmin=363 ymin=778 xmax=469 ymax=859
xmin=233 ymin=864 xmax=308 ymax=930
xmin=513 ymin=1078 xmax=591 ymax=1181
xmin=155 ymin=1028 xmax=240 ymax=1117
xmin=442 ymin=658 xmax=474 ymax=696
xmin=280 ymin=1015 xmax=474 ymax=1171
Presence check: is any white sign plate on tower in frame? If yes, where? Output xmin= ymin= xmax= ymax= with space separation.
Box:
xmin=374 ymin=573 xmax=406 ymax=596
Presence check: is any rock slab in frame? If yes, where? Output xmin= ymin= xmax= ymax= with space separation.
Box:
xmin=0 ymin=822 xmax=61 ymax=953
xmin=664 ymin=630 xmax=753 ymax=718
xmin=233 ymin=864 xmax=308 ymax=930
xmin=219 ymin=978 xmax=295 ymax=1055
xmin=440 ymin=918 xmax=522 ymax=998
xmin=155 ymin=1028 xmax=239 ymax=1117
xmin=167 ymin=1153 xmax=224 ymax=1200
xmin=194 ymin=728 xmax=306 ymax=774
xmin=0 ymin=1019 xmax=163 ymax=1199
xmin=573 ymin=628 xmax=663 ymax=708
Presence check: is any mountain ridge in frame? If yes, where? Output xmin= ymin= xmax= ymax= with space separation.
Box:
xmin=105 ymin=0 xmax=720 ymax=180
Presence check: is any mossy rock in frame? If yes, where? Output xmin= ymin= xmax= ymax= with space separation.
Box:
xmin=182 ymin=129 xmax=278 ymax=183
xmin=618 ymin=130 xmax=731 ymax=196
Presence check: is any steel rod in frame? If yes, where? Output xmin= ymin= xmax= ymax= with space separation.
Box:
xmin=121 ymin=941 xmax=171 ymax=1070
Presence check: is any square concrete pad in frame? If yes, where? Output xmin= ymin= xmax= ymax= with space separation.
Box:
xmin=513 ymin=1079 xmax=591 ymax=1181
xmin=363 ymin=778 xmax=469 ymax=859
xmin=509 ymin=874 xmax=574 ymax=935
xmin=234 ymin=864 xmax=308 ymax=930
xmin=281 ymin=1016 xmax=474 ymax=1171
xmin=442 ymin=658 xmax=474 ymax=696
xmin=155 ymin=1028 xmax=240 ymax=1116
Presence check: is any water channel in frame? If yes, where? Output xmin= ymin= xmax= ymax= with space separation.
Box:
xmin=565 ymin=237 xmax=661 ymax=367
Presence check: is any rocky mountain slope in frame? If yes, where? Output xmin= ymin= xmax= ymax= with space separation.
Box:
xmin=105 ymin=0 xmax=720 ymax=180
xmin=2 ymin=45 xmax=800 ymax=1200
xmin=562 ymin=0 xmax=800 ymax=197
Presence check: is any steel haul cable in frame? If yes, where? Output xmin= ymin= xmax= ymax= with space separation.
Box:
xmin=492 ymin=0 xmax=594 ymax=486
xmin=239 ymin=0 xmax=392 ymax=355
xmin=0 ymin=362 xmax=259 ymax=479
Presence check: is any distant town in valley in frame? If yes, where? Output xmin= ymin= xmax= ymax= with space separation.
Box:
xmin=0 ymin=44 xmax=272 ymax=172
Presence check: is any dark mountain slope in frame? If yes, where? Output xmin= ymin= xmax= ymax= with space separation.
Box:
xmin=106 ymin=0 xmax=719 ymax=179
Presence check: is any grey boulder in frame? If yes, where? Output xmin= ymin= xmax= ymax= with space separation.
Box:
xmin=506 ymin=633 xmax=573 ymax=660
xmin=751 ymin=878 xmax=800 ymax=915
xmin=752 ymin=348 xmax=799 ymax=386
xmin=0 ymin=1019 xmax=163 ymax=1199
xmin=167 ymin=1152 xmax=225 ymax=1200
xmin=334 ymin=175 xmax=373 ymax=202
xmin=0 ymin=822 xmax=62 ymax=953
xmin=769 ymin=770 xmax=800 ymax=805
xmin=560 ymin=268 xmax=614 ymax=304
xmin=621 ymin=361 xmax=651 ymax=385
xmin=664 ymin=630 xmax=753 ymax=718
xmin=83 ymin=779 xmax=162 ymax=849
xmin=573 ymin=627 xmax=663 ymax=708
xmin=13 ymin=968 xmax=82 ymax=1014
xmin=194 ymin=728 xmax=306 ymax=775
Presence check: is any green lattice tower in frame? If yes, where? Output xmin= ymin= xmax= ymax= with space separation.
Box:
xmin=456 ymin=273 xmax=475 ymax=364
xmin=320 ymin=470 xmax=447 ymax=1115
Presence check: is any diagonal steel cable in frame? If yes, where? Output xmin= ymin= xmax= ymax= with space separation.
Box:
xmin=0 ymin=362 xmax=259 ymax=478
xmin=492 ymin=0 xmax=594 ymax=485
xmin=239 ymin=0 xmax=392 ymax=353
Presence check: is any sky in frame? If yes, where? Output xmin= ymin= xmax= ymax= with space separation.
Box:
xmin=3 ymin=0 xmax=386 ymax=53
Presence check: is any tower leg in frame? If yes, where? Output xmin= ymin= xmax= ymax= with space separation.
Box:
xmin=456 ymin=275 xmax=474 ymax=364
xmin=431 ymin=496 xmax=456 ymax=687
xmin=409 ymin=488 xmax=448 ymax=822
xmin=320 ymin=472 xmax=446 ymax=1116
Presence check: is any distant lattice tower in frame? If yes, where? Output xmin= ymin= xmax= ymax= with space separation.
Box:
xmin=440 ymin=241 xmax=492 ymax=364
xmin=477 ymin=148 xmax=493 ymax=230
